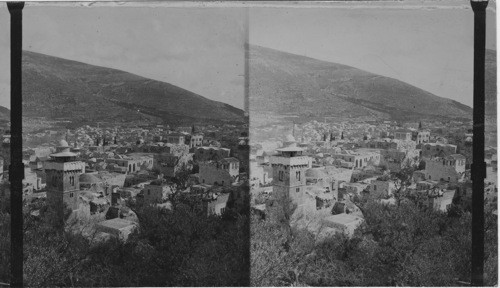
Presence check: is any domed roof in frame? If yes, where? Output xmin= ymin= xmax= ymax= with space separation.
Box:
xmin=79 ymin=173 xmax=102 ymax=184
xmin=58 ymin=139 xmax=69 ymax=147
xmin=305 ymin=168 xmax=327 ymax=179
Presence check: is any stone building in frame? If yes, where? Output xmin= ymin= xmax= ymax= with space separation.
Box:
xmin=321 ymin=213 xmax=364 ymax=237
xmin=421 ymin=143 xmax=457 ymax=158
xmin=22 ymin=166 xmax=43 ymax=197
xmin=270 ymin=145 xmax=310 ymax=211
xmin=106 ymin=154 xmax=153 ymax=174
xmin=153 ymin=153 xmax=193 ymax=178
xmin=343 ymin=182 xmax=369 ymax=198
xmin=165 ymin=133 xmax=187 ymax=145
xmin=394 ymin=130 xmax=413 ymax=141
xmin=44 ymin=140 xmax=85 ymax=212
xmin=305 ymin=168 xmax=338 ymax=201
xmin=332 ymin=150 xmax=380 ymax=169
xmin=250 ymin=160 xmax=270 ymax=189
xmin=194 ymin=146 xmax=231 ymax=162
xmin=427 ymin=189 xmax=456 ymax=212
xmin=96 ymin=218 xmax=138 ymax=241
xmin=199 ymin=157 xmax=240 ymax=186
xmin=424 ymin=154 xmax=466 ymax=183
xmin=366 ymin=179 xmax=396 ymax=199
xmin=205 ymin=193 xmax=230 ymax=216
xmin=187 ymin=134 xmax=204 ymax=148
xmin=412 ymin=130 xmax=431 ymax=145
xmin=142 ymin=180 xmax=173 ymax=204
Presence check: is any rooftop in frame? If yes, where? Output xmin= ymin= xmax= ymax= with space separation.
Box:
xmin=276 ymin=145 xmax=304 ymax=152
xmin=221 ymin=157 xmax=239 ymax=163
xmin=448 ymin=154 xmax=466 ymax=160
xmin=50 ymin=151 xmax=78 ymax=158
xmin=323 ymin=213 xmax=363 ymax=226
xmin=97 ymin=218 xmax=137 ymax=230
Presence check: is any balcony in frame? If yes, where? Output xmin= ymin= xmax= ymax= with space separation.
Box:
xmin=43 ymin=161 xmax=85 ymax=171
xmin=270 ymin=155 xmax=310 ymax=167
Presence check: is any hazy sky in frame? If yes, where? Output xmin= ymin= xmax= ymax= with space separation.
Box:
xmin=250 ymin=1 xmax=496 ymax=107
xmin=0 ymin=3 xmax=246 ymax=109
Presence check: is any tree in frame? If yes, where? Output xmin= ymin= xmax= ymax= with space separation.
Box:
xmin=0 ymin=190 xmax=10 ymax=284
xmin=24 ymin=195 xmax=250 ymax=287
xmin=172 ymin=162 xmax=193 ymax=189
xmin=390 ymin=161 xmax=419 ymax=206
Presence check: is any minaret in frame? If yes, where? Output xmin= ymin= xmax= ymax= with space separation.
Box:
xmin=270 ymin=144 xmax=309 ymax=212
xmin=45 ymin=140 xmax=85 ymax=218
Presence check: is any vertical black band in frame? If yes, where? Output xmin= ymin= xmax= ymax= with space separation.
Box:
xmin=7 ymin=2 xmax=24 ymax=288
xmin=470 ymin=1 xmax=487 ymax=286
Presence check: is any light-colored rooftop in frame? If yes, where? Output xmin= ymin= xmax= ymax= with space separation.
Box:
xmin=51 ymin=151 xmax=78 ymax=157
xmin=97 ymin=218 xmax=137 ymax=230
xmin=276 ymin=146 xmax=304 ymax=152
xmin=323 ymin=213 xmax=363 ymax=226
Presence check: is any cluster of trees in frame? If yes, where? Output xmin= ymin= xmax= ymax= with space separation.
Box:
xmin=251 ymin=191 xmax=497 ymax=286
xmin=0 ymin=184 xmax=10 ymax=284
xmin=23 ymin=196 xmax=249 ymax=287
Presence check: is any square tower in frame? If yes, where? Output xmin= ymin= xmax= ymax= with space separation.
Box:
xmin=44 ymin=145 xmax=84 ymax=212
xmin=270 ymin=146 xmax=310 ymax=206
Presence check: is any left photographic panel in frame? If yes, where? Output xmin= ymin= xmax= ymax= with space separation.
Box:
xmin=20 ymin=2 xmax=249 ymax=287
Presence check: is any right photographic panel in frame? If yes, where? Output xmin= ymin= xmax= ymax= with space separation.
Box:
xmin=249 ymin=1 xmax=497 ymax=286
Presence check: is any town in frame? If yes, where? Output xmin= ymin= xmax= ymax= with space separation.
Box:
xmin=0 ymin=120 xmax=249 ymax=242
xmin=251 ymin=118 xmax=497 ymax=237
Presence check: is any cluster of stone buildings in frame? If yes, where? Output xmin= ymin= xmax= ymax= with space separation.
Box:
xmin=19 ymin=123 xmax=248 ymax=241
xmin=250 ymin=120 xmax=492 ymax=239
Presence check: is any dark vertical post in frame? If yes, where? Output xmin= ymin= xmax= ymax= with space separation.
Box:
xmin=7 ymin=2 xmax=24 ymax=287
xmin=470 ymin=0 xmax=488 ymax=286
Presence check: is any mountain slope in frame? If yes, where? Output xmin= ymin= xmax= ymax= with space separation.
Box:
xmin=0 ymin=106 xmax=9 ymax=123
xmin=249 ymin=45 xmax=473 ymax=122
xmin=21 ymin=51 xmax=244 ymax=124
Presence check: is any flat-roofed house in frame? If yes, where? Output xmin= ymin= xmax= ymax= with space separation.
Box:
xmin=96 ymin=218 xmax=138 ymax=241
xmin=199 ymin=157 xmax=240 ymax=186
xmin=322 ymin=213 xmax=364 ymax=237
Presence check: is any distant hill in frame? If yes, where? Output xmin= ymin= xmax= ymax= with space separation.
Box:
xmin=249 ymin=45 xmax=473 ymax=123
xmin=0 ymin=106 xmax=9 ymax=123
xmin=19 ymin=51 xmax=244 ymax=126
